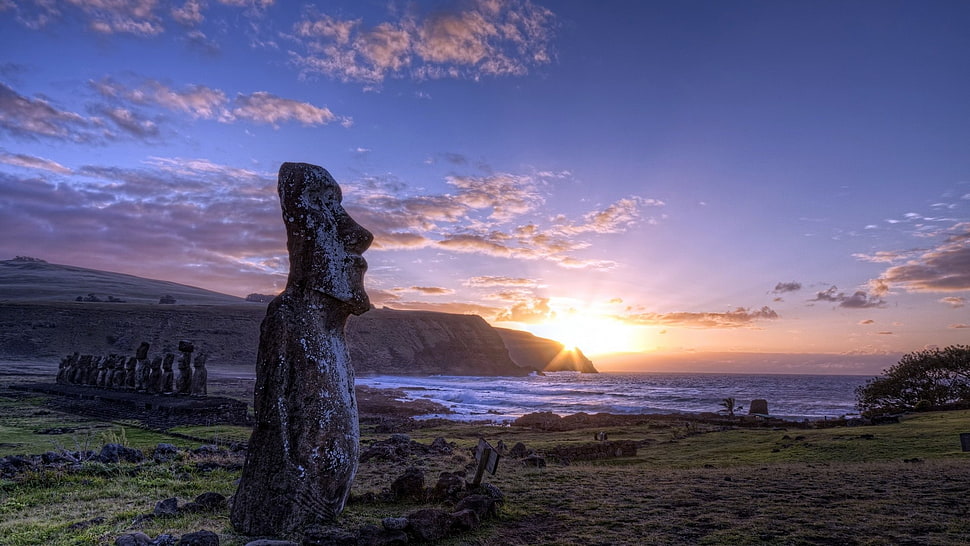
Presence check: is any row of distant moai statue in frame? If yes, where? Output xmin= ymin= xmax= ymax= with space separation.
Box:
xmin=55 ymin=340 xmax=207 ymax=396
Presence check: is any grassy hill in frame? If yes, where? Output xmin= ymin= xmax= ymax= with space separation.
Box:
xmin=0 ymin=257 xmax=244 ymax=305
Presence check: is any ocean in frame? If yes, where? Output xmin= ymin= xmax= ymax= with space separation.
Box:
xmin=356 ymin=372 xmax=873 ymax=422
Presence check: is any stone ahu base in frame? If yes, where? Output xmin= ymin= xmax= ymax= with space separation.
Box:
xmin=12 ymin=383 xmax=250 ymax=429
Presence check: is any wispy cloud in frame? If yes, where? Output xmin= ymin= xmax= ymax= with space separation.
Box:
xmin=874 ymin=223 xmax=970 ymax=293
xmin=0 ymin=82 xmax=107 ymax=143
xmin=618 ymin=306 xmax=780 ymax=329
xmin=810 ymin=286 xmax=886 ymax=309
xmin=0 ymin=151 xmax=72 ymax=174
xmin=940 ymin=296 xmax=966 ymax=308
xmin=289 ymin=0 xmax=556 ymax=85
xmin=772 ymin=281 xmax=802 ymax=294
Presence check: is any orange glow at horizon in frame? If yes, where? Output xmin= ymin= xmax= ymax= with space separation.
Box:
xmin=525 ymin=314 xmax=653 ymax=357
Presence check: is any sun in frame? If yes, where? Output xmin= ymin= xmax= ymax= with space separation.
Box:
xmin=529 ymin=314 xmax=648 ymax=356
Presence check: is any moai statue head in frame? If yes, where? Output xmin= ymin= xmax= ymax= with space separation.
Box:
xmin=178 ymin=340 xmax=194 ymax=354
xmin=136 ymin=342 xmax=150 ymax=360
xmin=162 ymin=353 xmax=175 ymax=371
xmin=193 ymin=352 xmax=207 ymax=369
xmin=278 ymin=162 xmax=374 ymax=315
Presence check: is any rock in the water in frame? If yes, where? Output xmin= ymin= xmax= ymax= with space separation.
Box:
xmin=177 ymin=530 xmax=218 ymax=546
xmin=231 ymin=162 xmax=373 ymax=536
xmin=749 ymin=399 xmax=769 ymax=415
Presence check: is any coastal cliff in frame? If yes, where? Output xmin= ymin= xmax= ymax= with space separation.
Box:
xmin=0 ymin=259 xmax=594 ymax=376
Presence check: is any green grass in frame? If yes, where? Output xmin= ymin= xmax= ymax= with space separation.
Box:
xmin=3 ymin=393 xmax=970 ymax=545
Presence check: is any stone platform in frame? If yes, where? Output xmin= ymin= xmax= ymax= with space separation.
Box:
xmin=12 ymin=383 xmax=251 ymax=429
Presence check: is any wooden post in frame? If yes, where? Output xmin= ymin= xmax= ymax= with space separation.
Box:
xmin=470 ymin=438 xmax=501 ymax=486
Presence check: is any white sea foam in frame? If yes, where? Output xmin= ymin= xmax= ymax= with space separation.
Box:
xmin=355 ymin=372 xmax=871 ymax=422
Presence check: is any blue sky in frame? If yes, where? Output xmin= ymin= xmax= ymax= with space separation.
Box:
xmin=1 ymin=0 xmax=968 ymax=364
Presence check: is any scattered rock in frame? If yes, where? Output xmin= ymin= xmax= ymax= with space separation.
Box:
xmin=523 ymin=454 xmax=546 ymax=467
xmin=177 ymin=530 xmax=219 ymax=545
xmin=356 ymin=524 xmax=408 ymax=546
xmin=405 ymin=508 xmax=457 ymax=542
xmin=508 ymin=442 xmax=529 ymax=458
xmin=193 ymin=492 xmax=227 ymax=510
xmin=302 ymin=526 xmax=357 ymax=546
xmin=115 ymin=532 xmax=152 ymax=546
xmin=99 ymin=443 xmax=144 ymax=463
xmin=152 ymin=534 xmax=178 ymax=546
xmin=243 ymin=541 xmax=298 ymax=546
xmin=431 ymin=471 xmax=465 ymax=501
xmin=381 ymin=517 xmax=409 ymax=531
xmin=429 ymin=436 xmax=453 ymax=454
xmin=153 ymin=443 xmax=180 ymax=462
xmin=455 ymin=494 xmax=500 ymax=520
xmin=449 ymin=508 xmax=480 ymax=532
xmin=68 ymin=516 xmax=105 ymax=531
xmin=390 ymin=466 xmax=426 ymax=501
xmin=154 ymin=497 xmax=179 ymax=517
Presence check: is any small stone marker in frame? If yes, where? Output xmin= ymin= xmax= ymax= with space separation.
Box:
xmin=470 ymin=438 xmax=501 ymax=486
xmin=960 ymin=433 xmax=970 ymax=452
xmin=749 ymin=399 xmax=769 ymax=415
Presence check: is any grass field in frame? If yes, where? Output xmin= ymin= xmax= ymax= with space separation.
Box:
xmin=2 ymin=382 xmax=970 ymax=545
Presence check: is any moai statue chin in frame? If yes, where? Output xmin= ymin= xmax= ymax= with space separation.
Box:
xmin=231 ymin=162 xmax=373 ymax=536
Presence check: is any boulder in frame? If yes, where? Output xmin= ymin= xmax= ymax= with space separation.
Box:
xmin=98 ymin=443 xmax=144 ymax=463
xmin=431 ymin=471 xmax=465 ymax=501
xmin=115 ymin=532 xmax=152 ymax=546
xmin=356 ymin=524 xmax=408 ymax=546
xmin=390 ymin=467 xmax=426 ymax=501
xmin=193 ymin=492 xmax=226 ymax=510
xmin=153 ymin=497 xmax=179 ymax=517
xmin=153 ymin=443 xmax=180 ymax=462
xmin=405 ymin=508 xmax=457 ymax=542
xmin=455 ymin=494 xmax=500 ymax=520
xmin=449 ymin=508 xmax=481 ymax=531
xmin=243 ymin=541 xmax=298 ymax=546
xmin=749 ymin=399 xmax=769 ymax=415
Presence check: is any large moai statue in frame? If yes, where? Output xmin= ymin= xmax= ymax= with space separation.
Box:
xmin=85 ymin=356 xmax=101 ymax=386
xmin=123 ymin=357 xmax=137 ymax=389
xmin=135 ymin=342 xmax=151 ymax=390
xmin=96 ymin=356 xmax=111 ymax=387
xmin=72 ymin=355 xmax=92 ymax=385
xmin=190 ymin=351 xmax=208 ymax=396
xmin=160 ymin=353 xmax=175 ymax=394
xmin=175 ymin=341 xmax=194 ymax=394
xmin=56 ymin=353 xmax=78 ymax=384
xmin=147 ymin=355 xmax=163 ymax=394
xmin=231 ymin=162 xmax=373 ymax=535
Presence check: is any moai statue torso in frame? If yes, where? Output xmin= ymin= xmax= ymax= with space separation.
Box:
xmin=135 ymin=342 xmax=151 ymax=390
xmin=161 ymin=353 xmax=175 ymax=393
xmin=147 ymin=356 xmax=163 ymax=394
xmin=190 ymin=351 xmax=208 ymax=396
xmin=123 ymin=357 xmax=137 ymax=389
xmin=175 ymin=341 xmax=194 ymax=395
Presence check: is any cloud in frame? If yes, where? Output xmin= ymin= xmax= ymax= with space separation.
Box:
xmin=858 ymin=319 xmax=875 ymax=325
xmin=232 ymin=92 xmax=341 ymax=126
xmin=619 ymin=306 xmax=780 ymax=329
xmin=495 ymin=296 xmax=553 ymax=323
xmin=92 ymin=78 xmax=347 ymax=127
xmin=810 ymin=285 xmax=885 ymax=308
xmin=877 ymin=331 xmax=894 ymax=335
xmin=0 ymin=159 xmax=286 ymax=296
xmin=874 ymin=224 xmax=970 ymax=292
xmin=554 ymin=196 xmax=664 ymax=235
xmin=381 ymin=301 xmax=503 ymax=317
xmin=391 ymin=286 xmax=455 ymax=296
xmin=90 ymin=105 xmax=160 ymax=139
xmin=0 ymin=82 xmax=107 ymax=143
xmin=289 ymin=0 xmax=556 ymax=84
xmin=0 ymin=151 xmax=72 ymax=174
xmin=464 ymin=276 xmax=538 ymax=287
xmin=940 ymin=296 xmax=966 ymax=308
xmin=772 ymin=281 xmax=802 ymax=294
xmin=950 ymin=324 xmax=969 ymax=329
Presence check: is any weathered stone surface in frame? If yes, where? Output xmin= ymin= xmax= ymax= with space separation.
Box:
xmin=390 ymin=466 xmax=426 ymax=501
xmin=190 ymin=351 xmax=208 ymax=396
xmin=193 ymin=492 xmax=226 ymax=510
xmin=449 ymin=508 xmax=481 ymax=531
xmin=381 ymin=517 xmax=409 ymax=531
xmin=153 ymin=443 xmax=180 ymax=462
xmin=455 ymin=494 xmax=500 ymax=520
xmin=357 ymin=524 xmax=408 ymax=546
xmin=431 ymin=471 xmax=465 ymax=501
xmin=243 ymin=541 xmax=298 ymax=546
xmin=231 ymin=163 xmax=373 ymax=536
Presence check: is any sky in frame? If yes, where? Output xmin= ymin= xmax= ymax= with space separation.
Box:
xmin=1 ymin=0 xmax=969 ymax=365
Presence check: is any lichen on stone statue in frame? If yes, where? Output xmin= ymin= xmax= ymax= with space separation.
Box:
xmin=231 ymin=162 xmax=373 ymax=536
